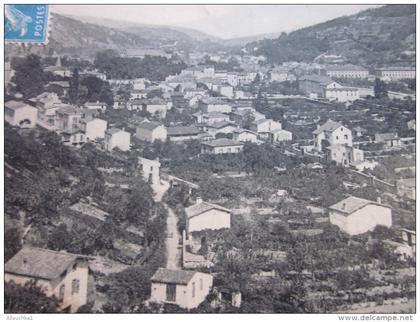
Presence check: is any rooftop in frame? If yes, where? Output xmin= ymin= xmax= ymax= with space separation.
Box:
xmin=5 ymin=247 xmax=82 ymax=280
xmin=313 ymin=119 xmax=344 ymax=135
xmin=5 ymin=100 xmax=32 ymax=111
xmin=299 ymin=74 xmax=334 ymax=85
xmin=324 ymin=64 xmax=368 ymax=71
xmin=137 ymin=121 xmax=164 ymax=131
xmin=329 ymin=196 xmax=389 ymax=215
xmin=151 ymin=268 xmax=196 ymax=285
xmin=186 ymin=201 xmax=231 ymax=219
xmin=167 ymin=126 xmax=201 ymax=136
xmin=201 ymin=138 xmax=243 ymax=148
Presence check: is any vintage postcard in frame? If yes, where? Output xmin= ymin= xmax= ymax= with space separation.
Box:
xmin=3 ymin=3 xmax=416 ymax=320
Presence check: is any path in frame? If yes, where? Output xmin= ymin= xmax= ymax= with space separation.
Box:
xmin=151 ymin=180 xmax=181 ymax=269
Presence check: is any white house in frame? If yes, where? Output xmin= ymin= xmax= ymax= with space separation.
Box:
xmin=198 ymin=98 xmax=232 ymax=114
xmin=328 ymin=196 xmax=392 ymax=235
xmin=250 ymin=119 xmax=282 ymax=134
xmin=5 ymin=247 xmax=90 ymax=313
xmin=5 ymin=100 xmax=38 ymax=128
xmin=313 ymin=119 xmax=352 ymax=152
xmin=79 ymin=118 xmax=107 ymax=141
xmin=138 ymin=157 xmax=160 ymax=184
xmin=136 ymin=122 xmax=167 ymax=142
xmin=271 ymin=129 xmax=293 ymax=143
xmin=186 ymin=200 xmax=231 ymax=234
xmin=232 ymin=129 xmax=258 ymax=143
xmin=150 ymin=268 xmax=213 ymax=310
xmin=167 ymin=126 xmax=201 ymax=142
xmin=104 ymin=128 xmax=131 ymax=151
xmin=201 ymin=139 xmax=244 ymax=155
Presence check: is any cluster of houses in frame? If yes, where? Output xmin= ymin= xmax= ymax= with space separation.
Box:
xmin=4 ymin=52 xmax=416 ymax=313
xmin=5 ymin=92 xmax=131 ymax=153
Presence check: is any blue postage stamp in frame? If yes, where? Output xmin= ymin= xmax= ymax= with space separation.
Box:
xmin=5 ymin=4 xmax=50 ymax=43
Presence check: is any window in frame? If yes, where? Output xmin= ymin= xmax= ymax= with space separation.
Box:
xmin=72 ymin=263 xmax=77 ymax=271
xmin=58 ymin=285 xmax=65 ymax=302
xmin=192 ymin=282 xmax=196 ymax=298
xmin=344 ymin=135 xmax=348 ymax=140
xmin=336 ymin=136 xmax=339 ymax=140
xmin=200 ymin=279 xmax=203 ymax=291
xmin=72 ymin=279 xmax=80 ymax=295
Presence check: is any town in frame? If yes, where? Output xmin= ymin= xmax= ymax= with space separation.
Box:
xmin=4 ymin=4 xmax=416 ymax=315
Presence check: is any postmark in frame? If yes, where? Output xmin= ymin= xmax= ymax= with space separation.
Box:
xmin=5 ymin=4 xmax=50 ymax=44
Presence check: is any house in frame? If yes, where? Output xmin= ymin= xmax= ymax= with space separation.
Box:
xmin=401 ymin=229 xmax=416 ymax=258
xmin=232 ymin=128 xmax=258 ymax=143
xmin=198 ymin=98 xmax=232 ymax=114
xmin=29 ymin=92 xmax=62 ymax=128
xmin=193 ymin=112 xmax=231 ymax=125
xmin=327 ymin=144 xmax=364 ymax=167
xmin=201 ymin=139 xmax=243 ymax=155
xmin=104 ymin=128 xmax=131 ymax=151
xmin=201 ymin=121 xmax=238 ymax=138
xmin=375 ymin=67 xmax=416 ymax=81
xmin=167 ymin=126 xmax=201 ymax=142
xmin=375 ymin=133 xmax=402 ymax=148
xmin=186 ymin=199 xmax=231 ymax=234
xmin=5 ymin=100 xmax=38 ymax=128
xmin=321 ymin=65 xmax=369 ymax=79
xmin=5 ymin=247 xmax=90 ymax=313
xmin=138 ymin=157 xmax=160 ymax=184
xmin=85 ymin=101 xmax=107 ymax=112
xmin=136 ymin=122 xmax=167 ymax=143
xmin=396 ymin=178 xmax=415 ymax=200
xmin=325 ymin=86 xmax=359 ymax=102
xmin=79 ymin=118 xmax=107 ymax=141
xmin=271 ymin=129 xmax=293 ymax=143
xmin=313 ymin=119 xmax=352 ymax=152
xmin=61 ymin=129 xmax=86 ymax=147
xmin=298 ymin=75 xmax=359 ymax=102
xmin=150 ymin=268 xmax=213 ymax=309
xmin=269 ymin=66 xmax=295 ymax=82
xmin=328 ymin=196 xmax=392 ymax=235
xmin=56 ymin=105 xmax=83 ymax=132
xmin=142 ymin=98 xmax=170 ymax=118
xmin=250 ymin=119 xmax=282 ymax=135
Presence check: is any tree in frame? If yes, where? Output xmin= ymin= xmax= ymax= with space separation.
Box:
xmin=11 ymin=54 xmax=46 ymax=98
xmin=374 ymin=78 xmax=388 ymax=99
xmin=4 ymin=228 xmax=22 ymax=262
xmin=4 ymin=281 xmax=59 ymax=313
xmin=68 ymin=68 xmax=80 ymax=105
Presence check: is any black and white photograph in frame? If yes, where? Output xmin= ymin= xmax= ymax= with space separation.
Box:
xmin=2 ymin=2 xmax=417 ymax=318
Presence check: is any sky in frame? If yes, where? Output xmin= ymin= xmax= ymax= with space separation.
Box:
xmin=52 ymin=4 xmax=380 ymax=39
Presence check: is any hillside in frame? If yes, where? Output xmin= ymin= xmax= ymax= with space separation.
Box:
xmin=244 ymin=4 xmax=416 ymax=67
xmin=5 ymin=13 xmax=226 ymax=58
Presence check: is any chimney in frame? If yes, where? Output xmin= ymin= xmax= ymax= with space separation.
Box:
xmin=342 ymin=202 xmax=346 ymax=210
xmin=196 ymin=197 xmax=203 ymax=204
xmin=377 ymin=197 xmax=381 ymax=204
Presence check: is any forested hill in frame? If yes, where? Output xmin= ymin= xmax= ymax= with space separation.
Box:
xmin=243 ymin=4 xmax=416 ymax=67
